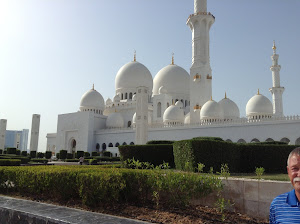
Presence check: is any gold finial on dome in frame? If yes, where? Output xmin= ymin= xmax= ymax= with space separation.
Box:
xmin=257 ymin=88 xmax=260 ymax=95
xmin=133 ymin=50 xmax=136 ymax=62
xmin=272 ymin=40 xmax=276 ymax=54
xmin=225 ymin=92 xmax=227 ymax=99
xmin=210 ymin=96 xmax=213 ymax=101
xmin=171 ymin=53 xmax=174 ymax=65
xmin=92 ymin=83 xmax=94 ymax=90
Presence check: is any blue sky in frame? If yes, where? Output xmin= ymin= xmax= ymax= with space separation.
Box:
xmin=0 ymin=0 xmax=299 ymax=151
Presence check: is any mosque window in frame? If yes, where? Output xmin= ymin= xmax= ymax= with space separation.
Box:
xmin=121 ymin=93 xmax=123 ymax=100
xmin=96 ymin=143 xmax=100 ymax=150
xmin=102 ymin=143 xmax=106 ymax=150
xmin=109 ymin=143 xmax=113 ymax=147
xmin=295 ymin=137 xmax=300 ymax=145
xmin=122 ymin=142 xmax=127 ymax=145
xmin=129 ymin=92 xmax=132 ymax=99
xmin=125 ymin=93 xmax=128 ymax=99
xmin=251 ymin=138 xmax=260 ymax=143
xmin=130 ymin=142 xmax=134 ymax=145
xmin=115 ymin=142 xmax=120 ymax=147
xmin=281 ymin=137 xmax=290 ymax=144
xmin=157 ymin=102 xmax=162 ymax=118
xmin=128 ymin=121 xmax=131 ymax=127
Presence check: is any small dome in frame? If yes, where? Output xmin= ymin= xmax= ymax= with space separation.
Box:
xmin=246 ymin=93 xmax=273 ymax=118
xmin=218 ymin=97 xmax=240 ymax=120
xmin=163 ymin=105 xmax=184 ymax=123
xmin=153 ymin=64 xmax=189 ymax=96
xmin=115 ymin=61 xmax=153 ymax=91
xmin=80 ymin=87 xmax=105 ymax=111
xmin=132 ymin=94 xmax=136 ymax=101
xmin=175 ymin=101 xmax=183 ymax=108
xmin=200 ymin=100 xmax=224 ymax=121
xmin=158 ymin=86 xmax=168 ymax=94
xmin=106 ymin=112 xmax=124 ymax=128
xmin=113 ymin=94 xmax=121 ymax=102
xmin=184 ymin=113 xmax=190 ymax=124
xmin=106 ymin=98 xmax=112 ymax=106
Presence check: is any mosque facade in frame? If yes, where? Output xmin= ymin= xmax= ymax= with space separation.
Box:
xmin=46 ymin=0 xmax=300 ymax=156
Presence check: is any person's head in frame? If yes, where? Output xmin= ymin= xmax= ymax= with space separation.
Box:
xmin=287 ymin=147 xmax=300 ymax=193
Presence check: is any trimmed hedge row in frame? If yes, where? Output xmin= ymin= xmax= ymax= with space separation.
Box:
xmin=173 ymin=139 xmax=295 ymax=173
xmin=119 ymin=144 xmax=175 ymax=168
xmin=31 ymin=158 xmax=48 ymax=164
xmin=146 ymin=140 xmax=175 ymax=145
xmin=0 ymin=159 xmax=21 ymax=166
xmin=0 ymin=166 xmax=222 ymax=207
xmin=0 ymin=155 xmax=30 ymax=164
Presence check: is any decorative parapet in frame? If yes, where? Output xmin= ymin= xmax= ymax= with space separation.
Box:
xmin=188 ymin=11 xmax=215 ymax=20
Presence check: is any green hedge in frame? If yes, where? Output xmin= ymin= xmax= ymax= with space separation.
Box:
xmin=31 ymin=158 xmax=48 ymax=164
xmin=30 ymin=151 xmax=36 ymax=158
xmin=76 ymin=151 xmax=84 ymax=159
xmin=16 ymin=149 xmax=21 ymax=155
xmin=0 ymin=159 xmax=21 ymax=166
xmin=93 ymin=156 xmax=120 ymax=162
xmin=60 ymin=150 xmax=67 ymax=160
xmin=45 ymin=151 xmax=52 ymax=159
xmin=119 ymin=144 xmax=175 ymax=168
xmin=103 ymin=151 xmax=112 ymax=157
xmin=0 ymin=156 xmax=30 ymax=164
xmin=0 ymin=149 xmax=2 ymax=154
xmin=0 ymin=166 xmax=222 ymax=207
xmin=92 ymin=151 xmax=100 ymax=157
xmin=65 ymin=159 xmax=79 ymax=162
xmin=173 ymin=139 xmax=295 ymax=173
xmin=84 ymin=152 xmax=90 ymax=157
xmin=7 ymin=148 xmax=17 ymax=154
xmin=67 ymin=153 xmax=73 ymax=159
xmin=37 ymin=152 xmax=44 ymax=158
xmin=21 ymin=151 xmax=27 ymax=157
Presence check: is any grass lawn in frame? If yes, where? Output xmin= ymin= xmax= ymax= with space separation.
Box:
xmin=231 ymin=173 xmax=289 ymax=181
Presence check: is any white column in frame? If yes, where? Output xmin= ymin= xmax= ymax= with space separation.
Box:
xmin=188 ymin=0 xmax=214 ymax=123
xmin=0 ymin=119 xmax=7 ymax=149
xmin=194 ymin=0 xmax=207 ymax=13
xmin=269 ymin=42 xmax=284 ymax=117
xmin=30 ymin=114 xmax=40 ymax=151
xmin=135 ymin=86 xmax=148 ymax=145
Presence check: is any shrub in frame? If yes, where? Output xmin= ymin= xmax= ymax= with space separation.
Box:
xmin=84 ymin=152 xmax=90 ymax=157
xmin=16 ymin=149 xmax=21 ymax=155
xmin=119 ymin=144 xmax=174 ymax=168
xmin=173 ymin=139 xmax=294 ymax=173
xmin=45 ymin=151 xmax=52 ymax=159
xmin=192 ymin=137 xmax=224 ymax=141
xmin=89 ymin=159 xmax=98 ymax=165
xmin=65 ymin=159 xmax=79 ymax=162
xmin=31 ymin=158 xmax=48 ymax=164
xmin=59 ymin=150 xmax=67 ymax=160
xmin=37 ymin=152 xmax=44 ymax=158
xmin=67 ymin=153 xmax=73 ymax=159
xmin=30 ymin=151 xmax=37 ymax=158
xmin=56 ymin=153 xmax=60 ymax=159
xmin=0 ymin=149 xmax=2 ymax=154
xmin=76 ymin=151 xmax=84 ymax=159
xmin=7 ymin=148 xmax=17 ymax=154
xmin=0 ymin=159 xmax=21 ymax=166
xmin=92 ymin=151 xmax=100 ymax=157
xmin=21 ymin=151 xmax=27 ymax=157
xmin=103 ymin=151 xmax=112 ymax=157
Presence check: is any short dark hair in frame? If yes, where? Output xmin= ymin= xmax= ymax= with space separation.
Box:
xmin=287 ymin=147 xmax=300 ymax=166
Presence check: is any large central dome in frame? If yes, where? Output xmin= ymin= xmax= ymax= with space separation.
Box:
xmin=115 ymin=61 xmax=153 ymax=91
xmin=153 ymin=64 xmax=189 ymax=95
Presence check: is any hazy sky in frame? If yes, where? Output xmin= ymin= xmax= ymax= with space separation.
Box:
xmin=0 ymin=0 xmax=299 ymax=151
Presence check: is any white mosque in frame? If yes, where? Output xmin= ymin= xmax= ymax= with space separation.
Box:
xmin=46 ymin=0 xmax=300 ymax=156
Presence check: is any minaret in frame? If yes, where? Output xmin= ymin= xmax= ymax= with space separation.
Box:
xmin=135 ymin=86 xmax=148 ymax=145
xmin=187 ymin=0 xmax=215 ymax=123
xmin=0 ymin=119 xmax=7 ymax=149
xmin=269 ymin=41 xmax=284 ymax=117
xmin=30 ymin=114 xmax=40 ymax=151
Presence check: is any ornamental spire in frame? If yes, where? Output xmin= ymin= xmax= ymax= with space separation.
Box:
xmin=225 ymin=92 xmax=227 ymax=99
xmin=92 ymin=83 xmax=94 ymax=90
xmin=171 ymin=53 xmax=174 ymax=65
xmin=257 ymin=89 xmax=260 ymax=95
xmin=133 ymin=50 xmax=136 ymax=62
xmin=272 ymin=40 xmax=277 ymax=54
